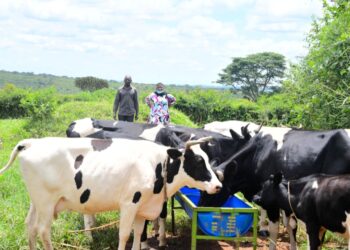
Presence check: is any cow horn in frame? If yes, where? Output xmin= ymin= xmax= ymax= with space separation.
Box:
xmin=185 ymin=136 xmax=213 ymax=149
xmin=254 ymin=123 xmax=263 ymax=134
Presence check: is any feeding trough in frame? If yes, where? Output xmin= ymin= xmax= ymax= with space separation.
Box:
xmin=171 ymin=187 xmax=258 ymax=249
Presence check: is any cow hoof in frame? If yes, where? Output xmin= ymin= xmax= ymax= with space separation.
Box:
xmin=258 ymin=230 xmax=269 ymax=237
xmin=141 ymin=241 xmax=151 ymax=250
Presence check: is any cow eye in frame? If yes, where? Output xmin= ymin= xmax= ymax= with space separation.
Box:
xmin=195 ymin=155 xmax=204 ymax=163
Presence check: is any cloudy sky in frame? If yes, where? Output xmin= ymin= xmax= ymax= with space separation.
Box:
xmin=0 ymin=0 xmax=323 ymax=85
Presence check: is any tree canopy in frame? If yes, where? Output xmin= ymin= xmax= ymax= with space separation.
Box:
xmin=217 ymin=52 xmax=286 ymax=101
xmin=75 ymin=76 xmax=109 ymax=91
xmin=283 ymin=0 xmax=350 ymax=129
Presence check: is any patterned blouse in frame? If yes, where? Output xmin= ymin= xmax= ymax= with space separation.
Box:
xmin=145 ymin=92 xmax=176 ymax=125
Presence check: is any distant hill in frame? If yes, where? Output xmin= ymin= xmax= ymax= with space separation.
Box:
xmin=0 ymin=70 xmax=230 ymax=93
xmin=0 ymin=70 xmax=81 ymax=93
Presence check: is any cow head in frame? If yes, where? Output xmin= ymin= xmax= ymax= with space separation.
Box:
xmin=199 ymin=132 xmax=274 ymax=206
xmin=66 ymin=118 xmax=101 ymax=137
xmin=199 ymin=128 xmax=251 ymax=168
xmin=253 ymin=172 xmax=283 ymax=209
xmin=167 ymin=137 xmax=222 ymax=194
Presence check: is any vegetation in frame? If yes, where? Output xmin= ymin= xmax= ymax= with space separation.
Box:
xmin=282 ymin=0 xmax=350 ymax=129
xmin=217 ymin=52 xmax=286 ymax=101
xmin=0 ymin=0 xmax=349 ymax=248
xmin=75 ymin=76 xmax=109 ymax=92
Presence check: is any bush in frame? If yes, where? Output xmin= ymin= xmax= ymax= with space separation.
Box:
xmin=75 ymin=76 xmax=109 ymax=91
xmin=0 ymin=84 xmax=28 ymax=118
xmin=20 ymin=87 xmax=58 ymax=121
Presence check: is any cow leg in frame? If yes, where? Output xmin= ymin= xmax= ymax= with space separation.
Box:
xmin=153 ymin=218 xmax=160 ymax=236
xmin=268 ymin=220 xmax=279 ymax=250
xmin=83 ymin=214 xmax=97 ymax=239
xmin=318 ymin=227 xmax=326 ymax=249
xmin=118 ymin=207 xmax=137 ymax=250
xmin=158 ymin=202 xmax=167 ymax=247
xmin=132 ymin=215 xmax=146 ymax=250
xmin=141 ymin=220 xmax=150 ymax=250
xmin=286 ymin=215 xmax=298 ymax=250
xmin=36 ymin=205 xmax=54 ymax=250
xmin=259 ymin=208 xmax=269 ymax=237
xmin=306 ymin=224 xmax=321 ymax=250
xmin=26 ymin=203 xmax=38 ymax=250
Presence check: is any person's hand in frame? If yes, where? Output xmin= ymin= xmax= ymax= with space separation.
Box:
xmin=113 ymin=114 xmax=116 ymax=120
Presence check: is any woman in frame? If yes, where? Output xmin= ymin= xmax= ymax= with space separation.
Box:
xmin=145 ymin=82 xmax=176 ymax=125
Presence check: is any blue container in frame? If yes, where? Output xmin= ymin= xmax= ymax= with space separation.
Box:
xmin=176 ymin=187 xmax=253 ymax=237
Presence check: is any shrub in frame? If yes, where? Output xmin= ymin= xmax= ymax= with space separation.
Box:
xmin=20 ymin=87 xmax=58 ymax=121
xmin=0 ymin=84 xmax=28 ymax=118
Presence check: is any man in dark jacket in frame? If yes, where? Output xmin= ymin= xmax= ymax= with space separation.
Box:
xmin=113 ymin=75 xmax=139 ymax=122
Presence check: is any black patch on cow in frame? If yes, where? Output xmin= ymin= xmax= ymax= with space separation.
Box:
xmin=17 ymin=145 xmax=25 ymax=151
xmin=74 ymin=155 xmax=84 ymax=169
xmin=183 ymin=149 xmax=211 ymax=182
xmin=80 ymin=189 xmax=90 ymax=204
xmin=153 ymin=163 xmax=164 ymax=194
xmin=160 ymin=202 xmax=167 ymax=218
xmin=66 ymin=122 xmax=81 ymax=137
xmin=75 ymin=171 xmax=83 ymax=189
xmin=318 ymin=134 xmax=325 ymax=139
xmin=91 ymin=139 xmax=113 ymax=151
xmin=132 ymin=191 xmax=142 ymax=203
xmin=167 ymin=158 xmax=181 ymax=184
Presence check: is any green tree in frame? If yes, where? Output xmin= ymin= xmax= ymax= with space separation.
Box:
xmin=75 ymin=76 xmax=109 ymax=91
xmin=217 ymin=52 xmax=286 ymax=101
xmin=284 ymin=0 xmax=350 ymax=129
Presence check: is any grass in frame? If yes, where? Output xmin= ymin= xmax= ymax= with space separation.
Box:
xmin=0 ymin=98 xmax=196 ymax=249
xmin=0 ymin=102 xmax=347 ymax=249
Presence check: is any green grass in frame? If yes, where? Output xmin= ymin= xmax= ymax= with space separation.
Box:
xmin=0 ymin=101 xmax=347 ymax=249
xmin=0 ymin=100 xmax=196 ymax=249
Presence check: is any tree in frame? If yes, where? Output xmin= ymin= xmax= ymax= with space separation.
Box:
xmin=217 ymin=52 xmax=286 ymax=101
xmin=284 ymin=0 xmax=350 ymax=129
xmin=75 ymin=76 xmax=109 ymax=91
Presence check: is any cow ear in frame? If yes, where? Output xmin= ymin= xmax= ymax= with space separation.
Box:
xmin=229 ymin=129 xmax=242 ymax=140
xmin=273 ymin=172 xmax=283 ymax=185
xmin=167 ymin=148 xmax=182 ymax=159
xmin=241 ymin=124 xmax=251 ymax=140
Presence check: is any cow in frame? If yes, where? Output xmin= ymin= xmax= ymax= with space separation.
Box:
xmin=66 ymin=118 xmax=251 ymax=248
xmin=253 ymin=172 xmax=350 ymax=250
xmin=0 ymin=137 xmax=222 ymax=250
xmin=202 ymin=129 xmax=350 ymax=250
xmin=204 ymin=120 xmax=290 ymax=236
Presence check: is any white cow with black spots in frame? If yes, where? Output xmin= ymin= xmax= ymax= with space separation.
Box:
xmin=0 ymin=137 xmax=222 ymax=250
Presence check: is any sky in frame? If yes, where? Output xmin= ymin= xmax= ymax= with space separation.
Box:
xmin=0 ymin=0 xmax=323 ymax=86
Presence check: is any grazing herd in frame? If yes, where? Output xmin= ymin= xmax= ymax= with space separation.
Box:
xmin=1 ymin=118 xmax=350 ymax=250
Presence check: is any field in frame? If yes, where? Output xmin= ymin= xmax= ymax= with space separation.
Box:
xmin=0 ymin=89 xmax=348 ymax=249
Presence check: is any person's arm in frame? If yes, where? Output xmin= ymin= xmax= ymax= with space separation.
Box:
xmin=167 ymin=93 xmax=176 ymax=106
xmin=113 ymin=91 xmax=120 ymax=120
xmin=134 ymin=89 xmax=139 ymax=120
xmin=145 ymin=93 xmax=153 ymax=108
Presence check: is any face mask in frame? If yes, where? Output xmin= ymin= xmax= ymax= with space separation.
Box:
xmin=156 ymin=90 xmax=164 ymax=94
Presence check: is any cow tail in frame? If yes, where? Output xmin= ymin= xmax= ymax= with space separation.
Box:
xmin=0 ymin=141 xmax=28 ymax=175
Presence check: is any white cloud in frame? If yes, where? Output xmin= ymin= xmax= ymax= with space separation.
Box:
xmin=0 ymin=0 xmax=324 ymax=84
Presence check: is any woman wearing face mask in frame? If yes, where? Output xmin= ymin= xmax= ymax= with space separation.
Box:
xmin=145 ymin=82 xmax=176 ymax=125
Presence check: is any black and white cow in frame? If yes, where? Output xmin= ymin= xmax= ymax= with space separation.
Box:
xmin=0 ymin=137 xmax=222 ymax=250
xmin=66 ymin=118 xmax=250 ymax=248
xmin=254 ymin=172 xmax=350 ymax=250
xmin=202 ymin=129 xmax=350 ymax=250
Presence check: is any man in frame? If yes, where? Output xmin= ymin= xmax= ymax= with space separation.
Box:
xmin=113 ymin=75 xmax=139 ymax=122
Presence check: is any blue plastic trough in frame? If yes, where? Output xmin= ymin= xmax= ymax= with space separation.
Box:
xmin=175 ymin=187 xmax=254 ymax=237
xmin=176 ymin=187 xmax=254 ymax=237
xmin=172 ymin=187 xmax=258 ymax=249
